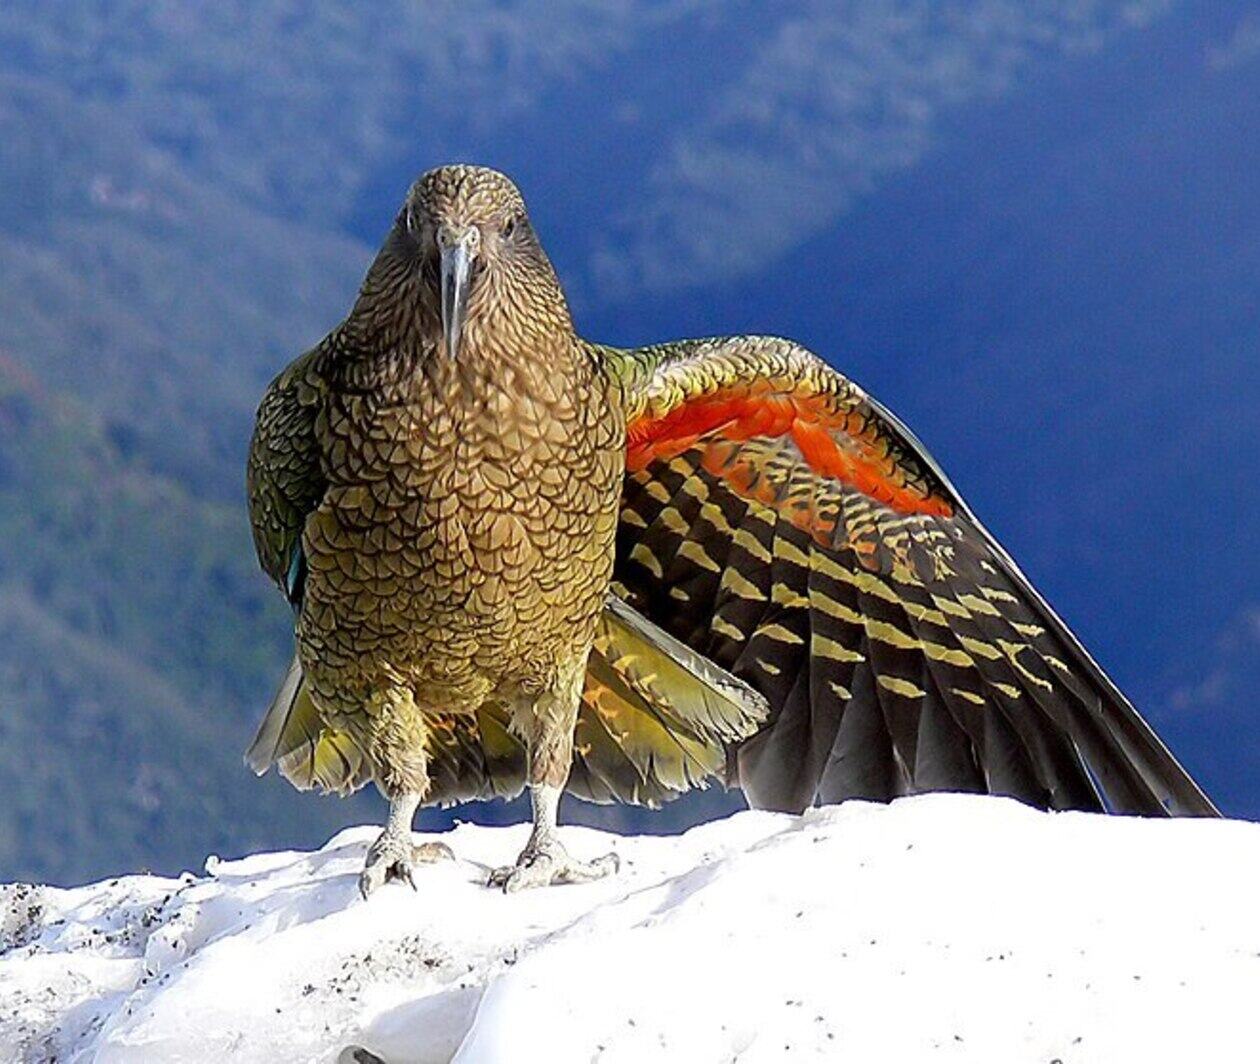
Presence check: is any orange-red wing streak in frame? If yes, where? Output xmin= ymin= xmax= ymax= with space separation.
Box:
xmin=625 ymin=385 xmax=954 ymax=524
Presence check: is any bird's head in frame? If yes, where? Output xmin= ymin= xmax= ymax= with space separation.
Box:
xmin=372 ymin=164 xmax=568 ymax=358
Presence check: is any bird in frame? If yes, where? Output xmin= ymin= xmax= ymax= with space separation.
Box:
xmin=246 ymin=163 xmax=1217 ymax=898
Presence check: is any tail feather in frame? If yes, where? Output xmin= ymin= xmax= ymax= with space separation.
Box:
xmin=252 ymin=598 xmax=767 ymax=808
xmin=244 ymin=652 xmax=304 ymax=775
xmin=244 ymin=652 xmax=371 ymax=796
xmin=570 ymin=596 xmax=770 ymax=805
xmin=602 ymin=593 xmax=769 ymax=744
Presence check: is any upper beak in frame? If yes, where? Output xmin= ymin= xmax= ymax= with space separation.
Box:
xmin=439 ymin=228 xmax=478 ymax=359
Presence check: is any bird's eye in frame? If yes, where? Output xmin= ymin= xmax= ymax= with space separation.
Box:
xmin=503 ymin=214 xmax=519 ymax=239
xmin=404 ymin=209 xmax=418 ymax=235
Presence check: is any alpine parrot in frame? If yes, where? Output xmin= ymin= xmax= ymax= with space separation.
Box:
xmin=246 ymin=164 xmax=1217 ymax=898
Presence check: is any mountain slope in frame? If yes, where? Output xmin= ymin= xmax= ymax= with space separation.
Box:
xmin=0 ymin=358 xmax=376 ymax=882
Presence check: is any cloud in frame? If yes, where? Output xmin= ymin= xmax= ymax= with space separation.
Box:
xmin=0 ymin=0 xmax=710 ymax=228
xmin=1207 ymin=14 xmax=1260 ymax=72
xmin=590 ymin=0 xmax=1177 ymax=297
xmin=1167 ymin=605 xmax=1260 ymax=715
xmin=4 ymin=1 xmax=1178 ymax=301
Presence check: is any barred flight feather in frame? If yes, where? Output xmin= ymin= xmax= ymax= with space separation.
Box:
xmin=607 ymin=335 xmax=1216 ymax=818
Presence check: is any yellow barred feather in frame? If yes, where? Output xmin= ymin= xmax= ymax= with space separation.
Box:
xmin=604 ymin=335 xmax=1216 ymax=817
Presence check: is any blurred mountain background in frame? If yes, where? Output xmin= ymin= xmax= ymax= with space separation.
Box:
xmin=0 ymin=1 xmax=1256 ymax=883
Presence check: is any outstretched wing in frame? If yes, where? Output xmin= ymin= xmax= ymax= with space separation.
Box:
xmin=605 ymin=335 xmax=1217 ymax=817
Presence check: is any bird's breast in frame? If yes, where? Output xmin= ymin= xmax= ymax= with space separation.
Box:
xmin=316 ymin=339 xmax=624 ymax=602
xmin=302 ymin=334 xmax=625 ymax=703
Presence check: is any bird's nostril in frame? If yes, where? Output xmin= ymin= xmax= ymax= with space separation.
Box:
xmin=437 ymin=226 xmax=480 ymax=253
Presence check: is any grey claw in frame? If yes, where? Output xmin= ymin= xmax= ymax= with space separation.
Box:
xmin=360 ymin=837 xmax=458 ymax=897
xmin=489 ymin=844 xmax=619 ymax=892
xmin=360 ymin=833 xmax=454 ymax=899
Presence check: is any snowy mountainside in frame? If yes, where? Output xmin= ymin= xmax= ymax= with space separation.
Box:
xmin=2 ymin=795 xmax=1259 ymax=1063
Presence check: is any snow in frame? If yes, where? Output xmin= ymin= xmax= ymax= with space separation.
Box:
xmin=3 ymin=795 xmax=1259 ymax=1063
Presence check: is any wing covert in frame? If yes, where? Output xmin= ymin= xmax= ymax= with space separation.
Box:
xmin=246 ymin=347 xmax=328 ymax=608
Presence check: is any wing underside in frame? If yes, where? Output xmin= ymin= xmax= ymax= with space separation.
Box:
xmin=607 ymin=336 xmax=1216 ymax=817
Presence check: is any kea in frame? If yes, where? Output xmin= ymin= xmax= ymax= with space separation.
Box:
xmin=246 ymin=164 xmax=1217 ymax=897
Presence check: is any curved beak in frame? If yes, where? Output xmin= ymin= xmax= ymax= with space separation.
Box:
xmin=439 ymin=228 xmax=478 ymax=360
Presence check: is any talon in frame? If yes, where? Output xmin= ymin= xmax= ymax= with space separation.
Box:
xmin=359 ymin=858 xmax=394 ymax=900
xmin=360 ymin=829 xmax=454 ymax=899
xmin=489 ymin=842 xmax=618 ymax=892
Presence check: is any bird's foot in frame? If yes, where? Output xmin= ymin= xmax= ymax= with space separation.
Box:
xmin=359 ymin=832 xmax=454 ymax=900
xmin=487 ymin=837 xmax=619 ymax=893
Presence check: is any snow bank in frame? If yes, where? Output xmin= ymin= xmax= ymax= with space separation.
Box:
xmin=2 ymin=794 xmax=1259 ymax=1063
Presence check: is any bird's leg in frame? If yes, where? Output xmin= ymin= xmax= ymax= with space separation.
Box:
xmin=489 ymin=666 xmax=619 ymax=892
xmin=487 ymin=782 xmax=619 ymax=892
xmin=359 ymin=690 xmax=453 ymax=899
xmin=361 ymin=791 xmax=417 ymax=897
xmin=360 ymin=792 xmax=453 ymax=898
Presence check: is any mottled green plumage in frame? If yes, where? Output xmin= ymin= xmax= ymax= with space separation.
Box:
xmin=247 ymin=165 xmax=1215 ymax=895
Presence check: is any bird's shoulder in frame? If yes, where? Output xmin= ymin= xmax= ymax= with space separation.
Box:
xmin=247 ymin=336 xmax=339 ymax=587
xmin=595 ymin=334 xmax=843 ymax=404
xmin=255 ymin=334 xmax=342 ymax=423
